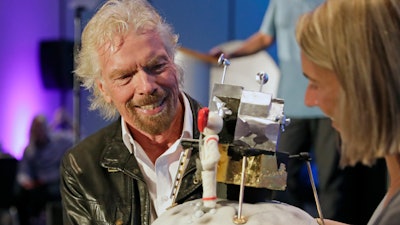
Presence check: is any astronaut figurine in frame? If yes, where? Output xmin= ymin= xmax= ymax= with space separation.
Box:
xmin=198 ymin=107 xmax=223 ymax=209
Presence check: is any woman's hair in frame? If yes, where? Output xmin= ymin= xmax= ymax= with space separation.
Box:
xmin=296 ymin=0 xmax=400 ymax=166
xmin=75 ymin=0 xmax=180 ymax=120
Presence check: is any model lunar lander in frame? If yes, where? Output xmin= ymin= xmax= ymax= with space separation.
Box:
xmin=171 ymin=54 xmax=325 ymax=225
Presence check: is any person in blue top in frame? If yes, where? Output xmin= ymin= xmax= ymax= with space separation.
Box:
xmin=210 ymin=0 xmax=387 ymax=224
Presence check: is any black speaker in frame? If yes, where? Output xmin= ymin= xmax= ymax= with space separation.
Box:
xmin=39 ymin=40 xmax=74 ymax=90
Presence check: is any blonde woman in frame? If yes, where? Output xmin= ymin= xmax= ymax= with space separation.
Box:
xmin=296 ymin=0 xmax=400 ymax=224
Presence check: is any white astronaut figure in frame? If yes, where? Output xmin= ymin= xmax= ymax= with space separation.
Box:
xmin=198 ymin=107 xmax=223 ymax=208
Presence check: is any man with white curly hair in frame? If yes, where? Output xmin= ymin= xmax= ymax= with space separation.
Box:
xmin=60 ymin=1 xmax=271 ymax=224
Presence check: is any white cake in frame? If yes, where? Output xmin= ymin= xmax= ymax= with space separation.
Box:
xmin=153 ymin=199 xmax=318 ymax=225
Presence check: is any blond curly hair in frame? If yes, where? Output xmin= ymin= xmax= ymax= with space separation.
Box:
xmin=75 ymin=0 xmax=180 ymax=120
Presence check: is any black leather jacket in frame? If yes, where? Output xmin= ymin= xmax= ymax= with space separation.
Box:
xmin=60 ymin=95 xmax=203 ymax=225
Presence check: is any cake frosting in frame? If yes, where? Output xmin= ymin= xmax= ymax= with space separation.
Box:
xmin=153 ymin=199 xmax=318 ymax=225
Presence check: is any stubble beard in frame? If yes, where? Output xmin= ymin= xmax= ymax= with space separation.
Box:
xmin=126 ymin=91 xmax=178 ymax=135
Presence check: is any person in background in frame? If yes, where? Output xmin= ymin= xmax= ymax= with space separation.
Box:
xmin=0 ymin=144 xmax=18 ymax=225
xmin=296 ymin=0 xmax=400 ymax=224
xmin=209 ymin=0 xmax=387 ymax=224
xmin=60 ymin=0 xmax=271 ymax=224
xmin=15 ymin=114 xmax=74 ymax=225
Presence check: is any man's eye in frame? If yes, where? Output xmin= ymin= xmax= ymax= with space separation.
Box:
xmin=114 ymin=74 xmax=132 ymax=86
xmin=147 ymin=63 xmax=167 ymax=74
xmin=120 ymin=74 xmax=132 ymax=80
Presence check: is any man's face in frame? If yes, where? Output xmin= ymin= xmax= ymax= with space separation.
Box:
xmin=301 ymin=52 xmax=341 ymax=131
xmin=98 ymin=30 xmax=180 ymax=135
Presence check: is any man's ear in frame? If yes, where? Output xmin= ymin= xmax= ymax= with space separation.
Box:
xmin=97 ymin=79 xmax=112 ymax=103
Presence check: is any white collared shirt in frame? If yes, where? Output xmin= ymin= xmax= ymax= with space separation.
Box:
xmin=121 ymin=93 xmax=193 ymax=218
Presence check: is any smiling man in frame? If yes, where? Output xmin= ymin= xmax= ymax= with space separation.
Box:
xmin=60 ymin=1 xmax=204 ymax=224
xmin=61 ymin=1 xmax=276 ymax=224
xmin=97 ymin=28 xmax=184 ymax=163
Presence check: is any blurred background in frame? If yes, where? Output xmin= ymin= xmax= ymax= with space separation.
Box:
xmin=0 ymin=0 xmax=276 ymax=160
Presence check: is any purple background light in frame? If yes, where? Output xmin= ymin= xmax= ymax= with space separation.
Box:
xmin=0 ymin=0 xmax=74 ymax=159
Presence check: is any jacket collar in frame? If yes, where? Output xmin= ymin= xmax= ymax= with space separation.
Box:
xmin=98 ymin=119 xmax=145 ymax=181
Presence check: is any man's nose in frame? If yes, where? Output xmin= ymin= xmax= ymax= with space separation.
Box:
xmin=135 ymin=70 xmax=157 ymax=95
